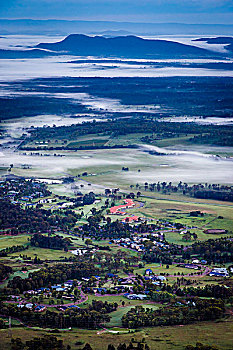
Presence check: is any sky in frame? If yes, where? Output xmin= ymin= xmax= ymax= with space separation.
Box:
xmin=0 ymin=0 xmax=233 ymax=24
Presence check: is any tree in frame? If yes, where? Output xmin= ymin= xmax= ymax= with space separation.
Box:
xmin=85 ymin=239 xmax=92 ymax=247
xmin=82 ymin=344 xmax=93 ymax=350
xmin=107 ymin=345 xmax=116 ymax=350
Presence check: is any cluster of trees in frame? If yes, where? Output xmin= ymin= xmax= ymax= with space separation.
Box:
xmin=142 ymin=248 xmax=173 ymax=265
xmin=75 ymin=192 xmax=96 ymax=206
xmin=175 ymin=284 xmax=233 ymax=299
xmin=11 ymin=336 xmax=65 ymax=350
xmin=0 ymin=302 xmax=112 ymax=329
xmin=193 ymin=189 xmax=233 ymax=202
xmin=185 ymin=343 xmax=220 ymax=350
xmin=0 ymin=264 xmax=12 ymax=281
xmin=122 ymin=298 xmax=225 ymax=328
xmin=31 ymin=233 xmax=72 ymax=251
xmin=191 ymin=129 xmax=233 ymax=146
xmin=139 ymin=181 xmax=233 ymax=202
xmin=88 ymin=300 xmax=118 ymax=314
xmin=10 ymin=336 xmax=151 ymax=350
xmin=79 ymin=219 xmax=134 ymax=240
xmin=187 ymin=238 xmax=233 ymax=263
xmin=78 ymin=218 xmax=165 ymax=241
xmin=0 ymin=199 xmax=78 ymax=234
xmin=0 ymin=178 xmax=51 ymax=201
xmin=5 ymin=262 xmax=99 ymax=293
xmin=150 ymin=290 xmax=174 ymax=302
xmin=0 ymin=244 xmax=28 ymax=257
xmin=106 ymin=343 xmax=150 ymax=350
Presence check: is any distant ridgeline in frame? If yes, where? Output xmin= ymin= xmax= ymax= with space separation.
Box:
xmin=0 ymin=34 xmax=227 ymax=59
xmin=35 ymin=34 xmax=220 ymax=59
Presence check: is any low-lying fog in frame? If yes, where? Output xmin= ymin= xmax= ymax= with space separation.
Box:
xmin=1 ymin=56 xmax=233 ymax=82
xmin=0 ymin=146 xmax=232 ymax=184
xmin=1 ymin=114 xmax=105 ymax=138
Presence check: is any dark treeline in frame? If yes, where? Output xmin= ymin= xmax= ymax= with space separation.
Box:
xmin=5 ymin=262 xmax=99 ymax=293
xmin=31 ymin=233 xmax=72 ymax=251
xmin=10 ymin=336 xmax=65 ymax=350
xmin=122 ymin=298 xmax=225 ymax=328
xmin=175 ymin=284 xmax=233 ymax=299
xmin=0 ymin=199 xmax=78 ymax=234
xmin=10 ymin=335 xmax=151 ymax=350
xmin=186 ymin=238 xmax=233 ymax=263
xmin=191 ymin=130 xmax=233 ymax=146
xmin=138 ymin=236 xmax=233 ymax=264
xmin=140 ymin=181 xmax=233 ymax=203
xmin=0 ymin=264 xmax=13 ymax=281
xmin=0 ymin=301 xmax=114 ymax=329
xmin=193 ymin=189 xmax=233 ymax=202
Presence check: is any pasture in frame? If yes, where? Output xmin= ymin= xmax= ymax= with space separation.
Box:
xmin=0 ymin=319 xmax=232 ymax=350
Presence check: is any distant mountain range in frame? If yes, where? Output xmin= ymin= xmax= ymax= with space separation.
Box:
xmin=0 ymin=19 xmax=233 ymax=36
xmin=1 ymin=34 xmax=232 ymax=60
xmin=36 ymin=34 xmax=218 ymax=59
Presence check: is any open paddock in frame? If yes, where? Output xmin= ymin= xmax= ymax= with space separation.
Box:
xmin=0 ymin=319 xmax=232 ymax=350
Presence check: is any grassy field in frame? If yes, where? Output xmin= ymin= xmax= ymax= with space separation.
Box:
xmin=0 ymin=319 xmax=232 ymax=350
xmin=107 ymin=304 xmax=160 ymax=327
xmin=0 ymin=235 xmax=30 ymax=249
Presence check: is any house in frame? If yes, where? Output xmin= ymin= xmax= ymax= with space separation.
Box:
xmin=126 ymin=294 xmax=147 ymax=300
xmin=17 ymin=303 xmax=34 ymax=309
xmin=107 ymin=273 xmax=118 ymax=278
xmin=184 ymin=264 xmax=199 ymax=270
xmin=156 ymin=275 xmax=166 ymax=282
xmin=209 ymin=272 xmax=229 ymax=277
xmin=192 ymin=259 xmax=200 ymax=264
xmin=152 ymin=281 xmax=161 ymax=286
xmin=35 ymin=305 xmax=46 ymax=312
xmin=201 ymin=260 xmax=207 ymax=264
xmin=209 ymin=267 xmax=229 ymax=277
xmin=97 ymin=288 xmax=107 ymax=293
xmin=204 ymin=229 xmax=228 ymax=234
xmin=122 ymin=215 xmax=139 ymax=223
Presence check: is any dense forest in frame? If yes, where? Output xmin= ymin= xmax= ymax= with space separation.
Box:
xmin=2 ymin=76 xmax=233 ymax=119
